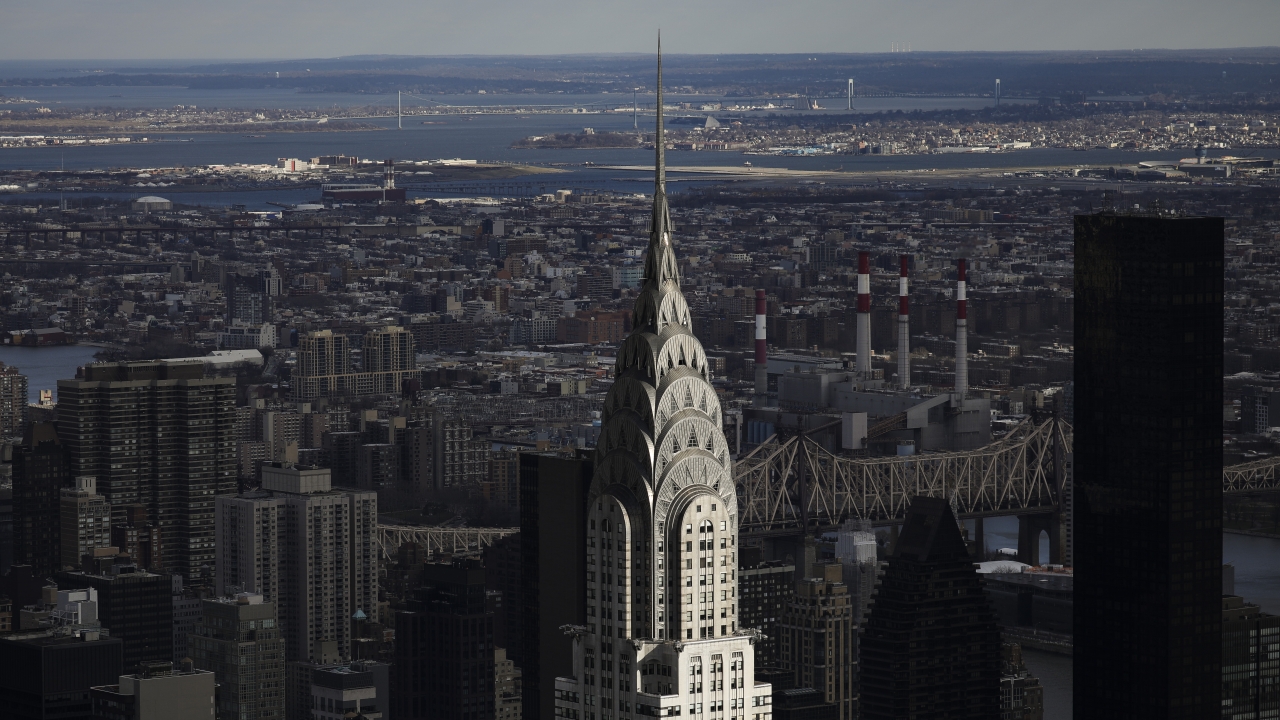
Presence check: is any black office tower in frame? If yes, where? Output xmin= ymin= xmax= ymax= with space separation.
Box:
xmin=0 ymin=629 xmax=124 ymax=719
xmin=858 ymin=497 xmax=1001 ymax=720
xmin=394 ymin=561 xmax=495 ymax=720
xmin=518 ymin=452 xmax=591 ymax=720
xmin=1074 ymin=212 xmax=1224 ymax=719
xmin=55 ymin=568 xmax=174 ymax=671
xmin=12 ymin=422 xmax=66 ymax=577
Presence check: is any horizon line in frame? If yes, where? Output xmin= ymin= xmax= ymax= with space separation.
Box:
xmin=3 ymin=46 xmax=1280 ymax=65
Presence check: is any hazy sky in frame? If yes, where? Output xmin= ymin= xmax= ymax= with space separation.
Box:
xmin=3 ymin=0 xmax=1278 ymax=60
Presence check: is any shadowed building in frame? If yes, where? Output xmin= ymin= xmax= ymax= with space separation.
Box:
xmin=738 ymin=550 xmax=795 ymax=668
xmin=1073 ymin=213 xmax=1224 ymax=719
xmin=0 ymin=628 xmax=124 ymax=719
xmin=12 ymin=422 xmax=66 ymax=577
xmin=394 ymin=561 xmax=495 ymax=720
xmin=57 ymin=360 xmax=237 ymax=585
xmin=1222 ymin=595 xmax=1280 ymax=718
xmin=190 ymin=594 xmax=285 ymax=720
xmin=54 ymin=566 xmax=174 ymax=672
xmin=518 ymin=452 xmax=591 ymax=720
xmin=858 ymin=497 xmax=1001 ymax=720
xmin=779 ymin=564 xmax=856 ymax=720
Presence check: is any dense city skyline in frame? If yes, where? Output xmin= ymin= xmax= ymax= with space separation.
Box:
xmin=0 ymin=21 xmax=1277 ymax=719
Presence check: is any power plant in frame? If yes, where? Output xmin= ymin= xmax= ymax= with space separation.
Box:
xmin=744 ymin=254 xmax=990 ymax=455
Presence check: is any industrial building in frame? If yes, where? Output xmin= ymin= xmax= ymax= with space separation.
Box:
xmin=748 ymin=257 xmax=990 ymax=454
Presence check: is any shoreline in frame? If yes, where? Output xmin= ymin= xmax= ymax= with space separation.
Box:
xmin=1225 ymin=528 xmax=1280 ymax=539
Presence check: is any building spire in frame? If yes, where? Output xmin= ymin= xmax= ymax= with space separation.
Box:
xmin=655 ymin=31 xmax=665 ymax=193
xmin=644 ymin=33 xmax=678 ymax=287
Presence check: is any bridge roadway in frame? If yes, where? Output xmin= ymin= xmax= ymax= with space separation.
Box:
xmin=376 ymin=417 xmax=1280 ymax=560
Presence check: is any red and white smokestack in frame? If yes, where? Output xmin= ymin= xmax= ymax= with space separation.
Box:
xmin=898 ymin=255 xmax=910 ymax=389
xmin=955 ymin=258 xmax=968 ymax=399
xmin=754 ymin=289 xmax=768 ymax=403
xmin=856 ymin=251 xmax=872 ymax=376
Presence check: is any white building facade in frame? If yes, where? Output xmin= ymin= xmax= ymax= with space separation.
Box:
xmin=554 ymin=48 xmax=772 ymax=720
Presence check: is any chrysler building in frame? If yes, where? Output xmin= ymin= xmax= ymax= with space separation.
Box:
xmin=553 ymin=41 xmax=773 ymax=720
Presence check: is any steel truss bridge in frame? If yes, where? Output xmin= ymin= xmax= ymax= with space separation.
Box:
xmin=375 ymin=524 xmax=517 ymax=562
xmin=736 ymin=417 xmax=1280 ymax=535
xmin=738 ymin=418 xmax=1069 ymax=534
xmin=375 ymin=418 xmax=1280 ymax=556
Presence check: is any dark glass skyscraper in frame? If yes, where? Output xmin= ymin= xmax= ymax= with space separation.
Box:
xmin=1074 ymin=213 xmax=1224 ymax=718
xmin=394 ymin=561 xmax=495 ymax=720
xmin=858 ymin=497 xmax=1001 ymax=720
xmin=518 ymin=452 xmax=590 ymax=720
xmin=12 ymin=422 xmax=65 ymax=576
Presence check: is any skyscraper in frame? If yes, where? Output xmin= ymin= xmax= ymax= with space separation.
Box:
xmin=54 ymin=565 xmax=175 ymax=671
xmin=293 ymin=326 xmax=417 ymax=399
xmin=12 ymin=421 xmax=66 ymax=576
xmin=1073 ymin=213 xmax=1224 ymax=718
xmin=214 ymin=462 xmax=378 ymax=663
xmin=737 ymin=552 xmax=794 ymax=668
xmin=57 ymin=360 xmax=237 ymax=584
xmin=553 ymin=42 xmax=773 ymax=720
xmin=858 ymin=497 xmax=1001 ymax=720
xmin=190 ymin=593 xmax=286 ymax=720
xmin=394 ymin=561 xmax=496 ymax=720
xmin=0 ymin=361 xmax=28 ymax=436
xmin=779 ymin=564 xmax=856 ymax=720
xmin=1221 ymin=594 xmax=1280 ymax=718
xmin=60 ymin=476 xmax=112 ymax=569
xmin=519 ymin=452 xmax=592 ymax=720
xmin=0 ymin=627 xmax=123 ymax=719
xmin=999 ymin=644 xmax=1044 ymax=720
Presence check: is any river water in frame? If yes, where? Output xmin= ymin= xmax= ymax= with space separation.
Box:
xmin=0 ymin=111 xmax=1209 ymax=210
xmin=977 ymin=517 xmax=1280 ymax=719
xmin=0 ymin=344 xmax=100 ymax=402
xmin=0 ymin=85 xmax=1216 ymax=185
xmin=0 ymin=85 xmax=1233 ymax=211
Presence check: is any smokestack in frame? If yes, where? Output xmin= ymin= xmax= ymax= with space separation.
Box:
xmin=898 ymin=255 xmax=910 ymax=389
xmin=754 ymin=289 xmax=768 ymax=404
xmin=956 ymin=258 xmax=968 ymax=399
xmin=856 ymin=251 xmax=872 ymax=376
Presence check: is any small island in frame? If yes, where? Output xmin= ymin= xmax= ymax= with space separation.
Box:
xmin=511 ymin=131 xmax=641 ymax=149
